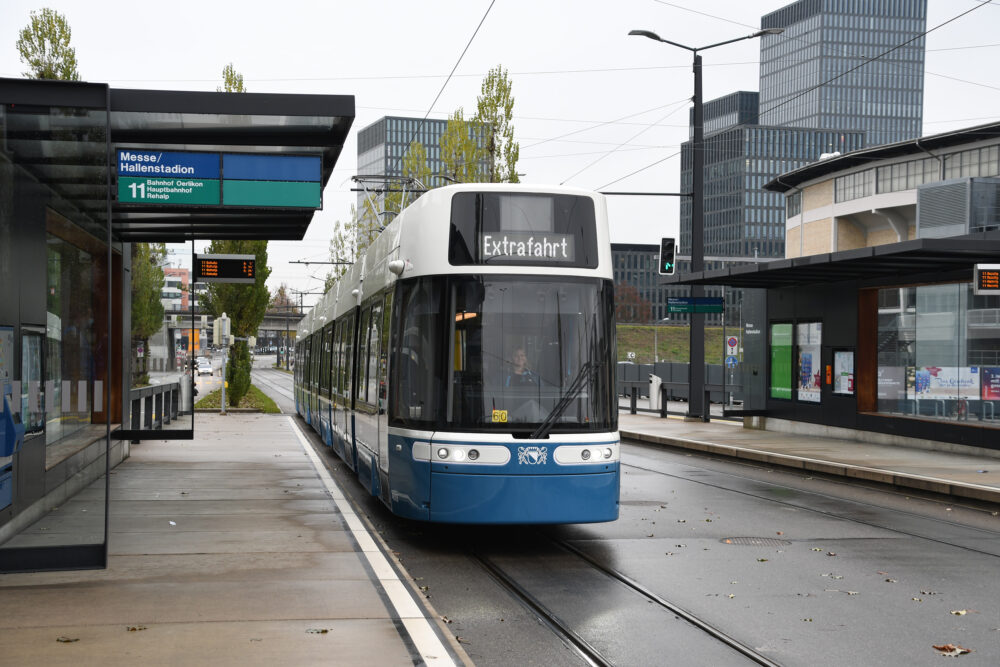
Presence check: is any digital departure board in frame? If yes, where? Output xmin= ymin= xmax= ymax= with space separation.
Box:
xmin=974 ymin=264 xmax=1000 ymax=295
xmin=194 ymin=253 xmax=256 ymax=284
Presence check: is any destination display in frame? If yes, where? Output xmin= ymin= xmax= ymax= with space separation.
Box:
xmin=116 ymin=148 xmax=321 ymax=209
xmin=974 ymin=264 xmax=1000 ymax=295
xmin=194 ymin=254 xmax=256 ymax=284
xmin=667 ymin=297 xmax=724 ymax=313
xmin=479 ymin=232 xmax=575 ymax=262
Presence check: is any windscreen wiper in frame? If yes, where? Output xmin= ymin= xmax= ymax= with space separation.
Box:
xmin=530 ymin=361 xmax=593 ymax=440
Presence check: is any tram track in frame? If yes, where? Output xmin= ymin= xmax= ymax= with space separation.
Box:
xmin=471 ymin=536 xmax=779 ymax=667
xmin=251 ymin=368 xmax=296 ymax=403
xmin=619 ymin=449 xmax=1000 ymax=559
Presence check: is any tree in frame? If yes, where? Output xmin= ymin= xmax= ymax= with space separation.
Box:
xmin=270 ymin=283 xmax=296 ymax=312
xmin=614 ymin=283 xmax=652 ymax=324
xmin=439 ymin=108 xmax=485 ymax=183
xmin=218 ymin=63 xmax=246 ymax=92
xmin=16 ymin=8 xmax=80 ymax=81
xmin=199 ymin=240 xmax=271 ymax=406
xmin=474 ymin=65 xmax=520 ymax=183
xmin=130 ymin=243 xmax=166 ymax=386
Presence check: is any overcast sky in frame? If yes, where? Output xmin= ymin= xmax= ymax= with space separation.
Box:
xmin=3 ymin=0 xmax=999 ymax=308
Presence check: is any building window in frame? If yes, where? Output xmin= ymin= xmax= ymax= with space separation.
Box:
xmin=876 ymin=282 xmax=1000 ymax=426
xmin=787 ymin=191 xmax=802 ymax=217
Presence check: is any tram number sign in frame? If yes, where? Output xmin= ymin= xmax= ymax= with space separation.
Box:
xmin=492 ymin=409 xmax=508 ymax=423
xmin=974 ymin=264 xmax=1000 ymax=295
xmin=194 ymin=253 xmax=256 ymax=284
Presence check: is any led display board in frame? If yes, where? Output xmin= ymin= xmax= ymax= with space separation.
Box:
xmin=974 ymin=264 xmax=1000 ymax=295
xmin=194 ymin=254 xmax=256 ymax=284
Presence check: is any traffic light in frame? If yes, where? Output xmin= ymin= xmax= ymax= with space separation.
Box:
xmin=658 ymin=237 xmax=676 ymax=275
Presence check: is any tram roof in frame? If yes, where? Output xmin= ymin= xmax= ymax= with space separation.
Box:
xmin=2 ymin=77 xmax=355 ymax=243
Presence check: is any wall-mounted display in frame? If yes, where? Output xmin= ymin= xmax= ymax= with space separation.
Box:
xmin=770 ymin=323 xmax=793 ymax=400
xmin=833 ymin=350 xmax=855 ymax=395
xmin=796 ymin=322 xmax=822 ymax=403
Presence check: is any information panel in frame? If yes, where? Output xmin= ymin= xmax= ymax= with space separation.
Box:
xmin=974 ymin=264 xmax=1000 ymax=295
xmin=116 ymin=148 xmax=322 ymax=209
xmin=667 ymin=297 xmax=724 ymax=313
xmin=194 ymin=254 xmax=256 ymax=284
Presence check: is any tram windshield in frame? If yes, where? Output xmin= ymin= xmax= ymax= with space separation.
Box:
xmin=447 ymin=276 xmax=616 ymax=433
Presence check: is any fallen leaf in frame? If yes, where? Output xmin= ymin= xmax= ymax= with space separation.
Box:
xmin=912 ymin=598 xmax=922 ymax=602
xmin=440 ymin=616 xmax=452 ymax=624
xmin=950 ymin=610 xmax=977 ymax=616
xmin=847 ymin=591 xmax=859 ymax=596
xmin=704 ymin=519 xmax=713 ymax=522
xmin=877 ymin=571 xmax=888 ymax=575
xmin=827 ymin=552 xmax=837 ymax=557
xmin=56 ymin=637 xmax=79 ymax=643
xmin=776 ymin=531 xmax=784 ymax=535
xmin=677 ymin=519 xmax=686 ymax=523
xmin=920 ymin=590 xmax=939 ymax=595
xmin=647 ymin=533 xmax=654 ymax=537
xmin=802 ymin=618 xmax=813 ymax=622
xmin=885 ymin=578 xmax=897 ymax=583
xmin=306 ymin=628 xmax=329 ymax=634
xmin=126 ymin=625 xmax=147 ymax=632
xmin=728 ymin=594 xmax=735 ymax=599
xmin=757 ymin=558 xmax=769 ymax=563
xmin=811 ymin=547 xmax=823 ymax=552
xmin=932 ymin=643 xmax=971 ymax=656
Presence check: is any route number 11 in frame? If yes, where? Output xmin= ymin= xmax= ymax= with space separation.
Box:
xmin=128 ymin=182 xmax=146 ymax=199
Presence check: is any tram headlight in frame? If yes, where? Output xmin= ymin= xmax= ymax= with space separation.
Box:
xmin=581 ymin=449 xmax=591 ymax=461
xmin=437 ymin=448 xmax=449 ymax=460
xmin=453 ymin=449 xmax=466 ymax=462
xmin=467 ymin=449 xmax=480 ymax=461
xmin=603 ymin=448 xmax=613 ymax=459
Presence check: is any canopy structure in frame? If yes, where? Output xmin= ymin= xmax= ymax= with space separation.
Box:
xmin=2 ymin=77 xmax=355 ymax=243
xmin=660 ymin=235 xmax=1000 ymax=289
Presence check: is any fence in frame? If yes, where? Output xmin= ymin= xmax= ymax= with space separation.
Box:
xmin=128 ymin=382 xmax=181 ymax=433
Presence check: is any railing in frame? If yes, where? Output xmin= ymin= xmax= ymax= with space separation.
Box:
xmin=617 ymin=362 xmax=744 ymax=416
xmin=128 ymin=382 xmax=181 ymax=433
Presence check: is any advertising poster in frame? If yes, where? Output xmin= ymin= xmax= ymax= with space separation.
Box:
xmin=910 ymin=366 xmax=980 ymax=400
xmin=796 ymin=322 xmax=822 ymax=403
xmin=877 ymin=366 xmax=907 ymax=401
xmin=981 ymin=367 xmax=1000 ymax=400
xmin=770 ymin=324 xmax=792 ymax=400
xmin=834 ymin=350 xmax=855 ymax=395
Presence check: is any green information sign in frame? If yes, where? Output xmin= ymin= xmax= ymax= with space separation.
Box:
xmin=770 ymin=323 xmax=793 ymax=400
xmin=118 ymin=177 xmax=220 ymax=205
xmin=222 ymin=180 xmax=321 ymax=208
xmin=667 ymin=297 xmax=724 ymax=314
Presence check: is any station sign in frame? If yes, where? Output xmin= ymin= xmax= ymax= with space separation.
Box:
xmin=116 ymin=148 xmax=322 ymax=209
xmin=667 ymin=297 xmax=724 ymax=314
xmin=194 ymin=254 xmax=256 ymax=284
xmin=974 ymin=264 xmax=1000 ymax=295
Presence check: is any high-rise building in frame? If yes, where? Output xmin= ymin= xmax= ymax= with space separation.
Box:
xmin=759 ymin=0 xmax=926 ymax=147
xmin=679 ymin=0 xmax=926 ymax=260
xmin=356 ymin=116 xmax=489 ymax=215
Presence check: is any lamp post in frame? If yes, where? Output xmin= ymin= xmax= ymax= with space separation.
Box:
xmin=629 ymin=27 xmax=782 ymax=421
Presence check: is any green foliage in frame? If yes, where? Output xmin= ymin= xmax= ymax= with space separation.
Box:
xmin=200 ymin=240 xmax=270 ymax=404
xmin=16 ymin=8 xmax=79 ymax=81
xmin=218 ymin=63 xmax=246 ymax=92
xmin=130 ymin=243 xmax=166 ymax=386
xmin=195 ymin=383 xmax=280 ymax=413
xmin=439 ymin=107 xmax=486 ymax=183
xmin=474 ymin=65 xmax=520 ymax=183
xmin=225 ymin=341 xmax=252 ymax=407
xmin=614 ymin=283 xmax=652 ymax=323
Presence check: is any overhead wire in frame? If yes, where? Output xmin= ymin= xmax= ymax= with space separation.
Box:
xmin=594 ymin=0 xmax=995 ymax=188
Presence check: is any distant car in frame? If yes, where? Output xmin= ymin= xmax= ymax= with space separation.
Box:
xmin=197 ymin=360 xmax=212 ymax=376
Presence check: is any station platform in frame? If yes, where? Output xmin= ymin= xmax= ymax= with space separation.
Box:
xmin=619 ymin=411 xmax=1000 ymax=505
xmin=0 ymin=413 xmax=467 ymax=666
xmin=1 ymin=411 xmax=997 ymax=665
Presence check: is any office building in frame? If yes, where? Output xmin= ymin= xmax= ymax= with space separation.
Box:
xmin=679 ymin=0 xmax=926 ymax=260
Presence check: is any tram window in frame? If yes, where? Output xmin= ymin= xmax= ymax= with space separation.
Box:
xmin=310 ymin=332 xmax=321 ymax=389
xmin=356 ymin=308 xmax=371 ymax=402
xmin=321 ymin=324 xmax=333 ymax=397
xmin=302 ymin=338 xmax=311 ymax=387
xmin=343 ymin=314 xmax=355 ymax=399
xmin=390 ymin=278 xmax=445 ymax=427
xmin=379 ymin=291 xmax=393 ymax=406
xmin=366 ymin=301 xmax=382 ymax=404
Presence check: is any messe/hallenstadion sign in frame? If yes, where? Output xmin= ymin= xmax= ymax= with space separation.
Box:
xmin=116 ymin=149 xmax=322 ymax=209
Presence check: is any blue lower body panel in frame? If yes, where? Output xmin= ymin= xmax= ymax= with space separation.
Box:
xmin=429 ymin=471 xmax=619 ymax=524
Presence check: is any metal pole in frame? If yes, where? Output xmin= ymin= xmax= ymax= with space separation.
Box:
xmin=688 ymin=52 xmax=707 ymax=422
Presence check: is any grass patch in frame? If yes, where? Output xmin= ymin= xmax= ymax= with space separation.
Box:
xmin=617 ymin=324 xmax=729 ymax=365
xmin=195 ymin=383 xmax=281 ymax=413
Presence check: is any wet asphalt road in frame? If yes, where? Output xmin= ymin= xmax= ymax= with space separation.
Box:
xmin=254 ymin=371 xmax=1000 ymax=666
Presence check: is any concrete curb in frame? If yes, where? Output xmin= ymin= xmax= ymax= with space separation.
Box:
xmin=193 ymin=408 xmax=262 ymax=413
xmin=621 ymin=430 xmax=1000 ymax=505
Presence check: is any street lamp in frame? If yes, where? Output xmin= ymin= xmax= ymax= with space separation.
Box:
xmin=629 ymin=27 xmax=782 ymax=421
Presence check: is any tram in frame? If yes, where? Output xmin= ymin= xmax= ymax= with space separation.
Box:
xmin=294 ymin=184 xmax=619 ymax=523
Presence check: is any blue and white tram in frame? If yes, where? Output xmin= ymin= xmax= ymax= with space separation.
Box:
xmin=295 ymin=184 xmax=619 ymax=523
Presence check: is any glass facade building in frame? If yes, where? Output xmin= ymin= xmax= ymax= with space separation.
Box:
xmin=680 ymin=124 xmax=864 ymax=257
xmin=760 ymin=0 xmax=926 ymax=147
xmin=680 ymin=0 xmax=926 ymax=261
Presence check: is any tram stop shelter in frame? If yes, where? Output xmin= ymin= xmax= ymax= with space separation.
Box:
xmin=662 ymin=232 xmax=1000 ymax=454
xmin=0 ymin=77 xmax=355 ymax=572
